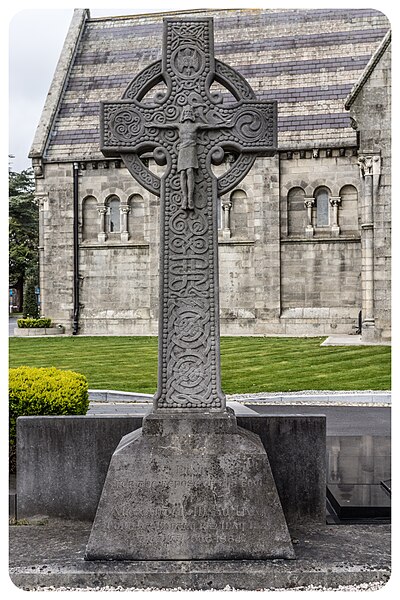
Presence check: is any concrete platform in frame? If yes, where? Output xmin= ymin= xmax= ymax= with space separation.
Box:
xmin=9 ymin=520 xmax=390 ymax=591
xmin=321 ymin=334 xmax=391 ymax=346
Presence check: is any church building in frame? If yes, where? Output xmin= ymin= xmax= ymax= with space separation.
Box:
xmin=30 ymin=8 xmax=391 ymax=341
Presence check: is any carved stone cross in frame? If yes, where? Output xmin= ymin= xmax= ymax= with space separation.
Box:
xmin=87 ymin=17 xmax=294 ymax=562
xmin=101 ymin=17 xmax=277 ymax=412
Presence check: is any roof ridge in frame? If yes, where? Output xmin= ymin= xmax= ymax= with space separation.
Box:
xmin=345 ymin=29 xmax=391 ymax=110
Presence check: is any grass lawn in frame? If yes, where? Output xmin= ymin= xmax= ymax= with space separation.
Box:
xmin=8 ymin=336 xmax=391 ymax=393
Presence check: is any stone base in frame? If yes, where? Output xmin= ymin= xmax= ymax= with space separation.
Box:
xmin=85 ymin=410 xmax=294 ymax=561
xmin=14 ymin=327 xmax=65 ymax=336
xmin=361 ymin=320 xmax=376 ymax=342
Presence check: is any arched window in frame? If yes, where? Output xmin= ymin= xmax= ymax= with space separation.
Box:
xmin=106 ymin=196 xmax=120 ymax=233
xmin=219 ymin=189 xmax=248 ymax=239
xmin=339 ymin=185 xmax=359 ymax=233
xmin=82 ymin=196 xmax=98 ymax=241
xmin=314 ymin=188 xmax=330 ymax=227
xmin=128 ymin=193 xmax=145 ymax=240
xmin=229 ymin=189 xmax=247 ymax=237
xmin=287 ymin=187 xmax=306 ymax=235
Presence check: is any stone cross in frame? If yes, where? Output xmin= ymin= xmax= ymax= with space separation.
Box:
xmin=101 ymin=17 xmax=277 ymax=412
xmin=87 ymin=17 xmax=294 ymax=562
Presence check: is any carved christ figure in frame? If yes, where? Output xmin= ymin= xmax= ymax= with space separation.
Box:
xmin=151 ymin=105 xmax=226 ymax=210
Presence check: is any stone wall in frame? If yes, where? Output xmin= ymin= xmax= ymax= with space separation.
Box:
xmin=347 ymin=36 xmax=391 ymax=341
xmin=32 ymin=8 xmax=390 ymax=338
xmin=38 ymin=152 xmax=364 ymax=336
xmin=16 ymin=414 xmax=326 ymax=526
xmin=36 ymin=164 xmax=75 ymax=327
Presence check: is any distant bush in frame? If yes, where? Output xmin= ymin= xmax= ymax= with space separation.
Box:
xmin=9 ymin=367 xmax=89 ymax=471
xmin=22 ymin=275 xmax=39 ymax=319
xmin=17 ymin=318 xmax=52 ymax=328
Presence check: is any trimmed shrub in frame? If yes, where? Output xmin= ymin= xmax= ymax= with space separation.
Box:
xmin=17 ymin=317 xmax=52 ymax=328
xmin=9 ymin=367 xmax=89 ymax=470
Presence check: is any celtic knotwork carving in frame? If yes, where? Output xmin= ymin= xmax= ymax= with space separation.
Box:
xmin=214 ymin=59 xmax=256 ymax=101
xmin=162 ymin=298 xmax=214 ymax=408
xmin=110 ymin=108 xmax=144 ymax=142
xmin=165 ymin=105 xmax=180 ymax=121
xmin=169 ymin=22 xmax=208 ymax=52
xmin=171 ymin=46 xmax=205 ymax=79
xmin=121 ymin=154 xmax=161 ymax=197
xmin=217 ymin=155 xmax=256 ymax=197
xmin=100 ymin=17 xmax=277 ymax=411
xmin=123 ymin=60 xmax=165 ymax=102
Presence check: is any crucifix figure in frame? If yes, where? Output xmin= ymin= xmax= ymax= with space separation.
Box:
xmin=100 ymin=17 xmax=276 ymax=412
xmin=86 ymin=17 xmax=295 ymax=563
xmin=177 ymin=105 xmax=199 ymax=209
xmin=151 ymin=104 xmax=234 ymax=210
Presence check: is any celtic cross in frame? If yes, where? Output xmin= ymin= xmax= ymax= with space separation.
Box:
xmin=101 ymin=17 xmax=277 ymax=412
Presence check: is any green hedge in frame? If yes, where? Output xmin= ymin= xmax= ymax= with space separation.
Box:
xmin=17 ymin=318 xmax=52 ymax=328
xmin=9 ymin=366 xmax=89 ymax=453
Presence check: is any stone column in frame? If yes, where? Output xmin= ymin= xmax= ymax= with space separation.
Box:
xmin=358 ymin=153 xmax=381 ymax=341
xmin=304 ymin=197 xmax=315 ymax=237
xmin=329 ymin=196 xmax=341 ymax=236
xmin=120 ymin=204 xmax=130 ymax=242
xmin=36 ymin=193 xmax=48 ymax=316
xmin=97 ymin=206 xmax=107 ymax=243
xmin=221 ymin=197 xmax=232 ymax=239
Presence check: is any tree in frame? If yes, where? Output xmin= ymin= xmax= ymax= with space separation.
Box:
xmin=9 ymin=169 xmax=38 ymax=312
xmin=22 ymin=270 xmax=39 ymax=318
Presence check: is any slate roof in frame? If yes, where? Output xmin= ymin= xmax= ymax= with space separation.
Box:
xmin=38 ymin=8 xmax=390 ymax=162
xmin=345 ymin=29 xmax=391 ymax=110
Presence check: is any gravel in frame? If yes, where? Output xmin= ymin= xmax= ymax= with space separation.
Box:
xmin=25 ymin=581 xmax=388 ymax=592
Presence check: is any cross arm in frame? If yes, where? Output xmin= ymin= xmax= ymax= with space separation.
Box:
xmin=214 ymin=100 xmax=277 ymax=156
xmin=100 ymin=100 xmax=157 ymax=157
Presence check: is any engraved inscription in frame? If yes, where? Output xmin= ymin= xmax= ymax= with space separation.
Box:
xmin=105 ymin=451 xmax=275 ymax=552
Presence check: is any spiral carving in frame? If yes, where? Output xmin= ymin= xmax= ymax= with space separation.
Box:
xmin=235 ymin=109 xmax=265 ymax=140
xmin=110 ymin=109 xmax=144 ymax=142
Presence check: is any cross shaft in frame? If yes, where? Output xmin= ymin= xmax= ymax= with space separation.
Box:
xmin=100 ymin=17 xmax=277 ymax=411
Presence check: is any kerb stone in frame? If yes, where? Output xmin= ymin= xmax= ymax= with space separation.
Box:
xmin=85 ymin=411 xmax=295 ymax=560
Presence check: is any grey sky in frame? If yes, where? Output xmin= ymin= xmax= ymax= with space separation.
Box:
xmin=8 ymin=7 xmax=170 ymax=172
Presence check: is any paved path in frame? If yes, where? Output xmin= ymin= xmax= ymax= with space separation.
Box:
xmin=321 ymin=334 xmax=391 ymax=346
xmin=9 ymin=317 xmax=17 ymax=337
xmin=88 ymin=401 xmax=390 ymax=437
xmin=248 ymin=404 xmax=390 ymax=437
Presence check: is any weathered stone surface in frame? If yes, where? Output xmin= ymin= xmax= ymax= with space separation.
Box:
xmin=9 ymin=520 xmax=391 ymax=591
xmin=84 ymin=16 xmax=293 ymax=561
xmin=16 ymin=416 xmax=144 ymax=521
xmin=237 ymin=414 xmax=326 ymax=526
xmin=13 ymin=327 xmax=65 ymax=336
xmin=346 ymin=32 xmax=391 ymax=341
xmin=85 ymin=412 xmax=295 ymax=560
xmin=16 ymin=413 xmax=326 ymax=524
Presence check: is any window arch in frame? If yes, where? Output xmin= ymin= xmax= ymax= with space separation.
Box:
xmin=128 ymin=193 xmax=145 ymax=240
xmin=219 ymin=188 xmax=249 ymax=239
xmin=339 ymin=185 xmax=359 ymax=233
xmin=314 ymin=187 xmax=330 ymax=227
xmin=287 ymin=187 xmax=306 ymax=235
xmin=229 ymin=189 xmax=248 ymax=237
xmin=106 ymin=195 xmax=120 ymax=233
xmin=82 ymin=196 xmax=98 ymax=241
